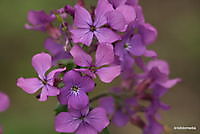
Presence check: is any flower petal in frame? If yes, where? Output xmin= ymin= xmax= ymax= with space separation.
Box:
xmin=70 ymin=45 xmax=92 ymax=67
xmin=68 ymin=90 xmax=89 ymax=110
xmin=159 ymin=78 xmax=181 ymax=89
xmin=63 ymin=70 xmax=82 ymax=84
xmin=74 ymin=5 xmax=92 ymax=28
xmin=38 ymin=86 xmax=48 ymax=101
xmin=95 ymin=43 xmax=114 ymax=67
xmin=27 ymin=10 xmax=53 ymax=25
xmin=32 ymin=52 xmax=52 ymax=80
xmin=46 ymin=85 xmax=60 ymax=96
xmin=47 ymin=68 xmax=66 ymax=85
xmin=17 ymin=77 xmax=43 ymax=94
xmin=147 ymin=60 xmax=169 ymax=75
xmin=58 ymin=87 xmax=71 ymax=105
xmin=107 ymin=10 xmax=126 ymax=32
xmin=99 ymin=96 xmax=115 ymax=115
xmin=70 ymin=28 xmax=93 ymax=46
xmin=94 ymin=28 xmax=120 ymax=43
xmin=96 ymin=66 xmax=121 ymax=83
xmin=85 ymin=107 xmax=110 ymax=132
xmin=55 ymin=112 xmax=81 ymax=133
xmin=139 ymin=23 xmax=158 ymax=45
xmin=76 ymin=123 xmax=97 ymax=134
xmin=44 ymin=38 xmax=63 ymax=55
xmin=129 ymin=34 xmax=146 ymax=56
xmin=113 ymin=110 xmax=129 ymax=127
xmin=116 ymin=5 xmax=136 ymax=24
xmin=79 ymin=76 xmax=95 ymax=92
xmin=0 ymin=92 xmax=10 ymax=112
xmin=94 ymin=0 xmax=113 ymax=27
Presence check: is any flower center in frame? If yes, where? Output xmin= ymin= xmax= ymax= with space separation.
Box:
xmin=42 ymin=79 xmax=48 ymax=85
xmin=134 ymin=28 xmax=139 ymax=34
xmin=124 ymin=43 xmax=132 ymax=50
xmin=71 ymin=85 xmax=79 ymax=92
xmin=90 ymin=25 xmax=96 ymax=32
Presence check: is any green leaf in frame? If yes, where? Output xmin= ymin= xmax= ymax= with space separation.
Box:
xmin=54 ymin=104 xmax=68 ymax=115
xmin=101 ymin=127 xmax=110 ymax=134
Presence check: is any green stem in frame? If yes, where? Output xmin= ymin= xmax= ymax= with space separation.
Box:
xmin=90 ymin=92 xmax=114 ymax=103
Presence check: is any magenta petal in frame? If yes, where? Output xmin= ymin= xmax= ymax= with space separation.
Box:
xmin=94 ymin=28 xmax=120 ymax=43
xmin=32 ymin=52 xmax=52 ymax=80
xmin=27 ymin=10 xmax=53 ymax=25
xmin=116 ymin=5 xmax=136 ymax=24
xmin=58 ymin=87 xmax=71 ymax=105
xmin=147 ymin=60 xmax=169 ymax=75
xmin=46 ymin=85 xmax=60 ymax=96
xmin=129 ymin=34 xmax=146 ymax=56
xmin=96 ymin=66 xmax=121 ymax=83
xmin=63 ymin=70 xmax=81 ymax=84
xmin=70 ymin=45 xmax=92 ymax=67
xmin=95 ymin=43 xmax=114 ymax=67
xmin=68 ymin=90 xmax=89 ymax=110
xmin=70 ymin=28 xmax=93 ymax=46
xmin=94 ymin=0 xmax=113 ymax=27
xmin=79 ymin=76 xmax=95 ymax=92
xmin=47 ymin=68 xmax=66 ymax=85
xmin=76 ymin=123 xmax=97 ymax=134
xmin=85 ymin=107 xmax=110 ymax=132
xmin=99 ymin=96 xmax=115 ymax=115
xmin=144 ymin=50 xmax=157 ymax=58
xmin=107 ymin=10 xmax=126 ymax=32
xmin=74 ymin=5 xmax=92 ymax=28
xmin=140 ymin=23 xmax=158 ymax=45
xmin=38 ymin=87 xmax=48 ymax=101
xmin=55 ymin=112 xmax=81 ymax=133
xmin=113 ymin=110 xmax=129 ymax=127
xmin=17 ymin=77 xmax=43 ymax=94
xmin=159 ymin=78 xmax=181 ymax=89
xmin=0 ymin=92 xmax=10 ymax=112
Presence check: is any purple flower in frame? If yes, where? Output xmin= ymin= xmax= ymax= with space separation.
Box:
xmin=106 ymin=0 xmax=136 ymax=32
xmin=99 ymin=95 xmax=138 ymax=127
xmin=145 ymin=59 xmax=181 ymax=90
xmin=17 ymin=53 xmax=65 ymax=101
xmin=44 ymin=38 xmax=71 ymax=64
xmin=58 ymin=70 xmax=95 ymax=109
xmin=25 ymin=10 xmax=54 ymax=31
xmin=70 ymin=44 xmax=121 ymax=83
xmin=55 ymin=106 xmax=110 ymax=134
xmin=70 ymin=0 xmax=120 ymax=46
xmin=0 ymin=92 xmax=10 ymax=112
xmin=25 ymin=10 xmax=61 ymax=39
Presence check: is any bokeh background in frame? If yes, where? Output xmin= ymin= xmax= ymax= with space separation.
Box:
xmin=0 ymin=0 xmax=199 ymax=134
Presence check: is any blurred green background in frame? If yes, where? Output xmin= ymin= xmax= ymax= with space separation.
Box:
xmin=0 ymin=0 xmax=199 ymax=133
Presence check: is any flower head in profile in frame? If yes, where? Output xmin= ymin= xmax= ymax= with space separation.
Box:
xmin=17 ymin=53 xmax=65 ymax=101
xmin=70 ymin=43 xmax=121 ymax=83
xmin=25 ymin=10 xmax=61 ymax=39
xmin=55 ymin=106 xmax=109 ymax=134
xmin=70 ymin=0 xmax=120 ymax=46
xmin=0 ymin=92 xmax=10 ymax=112
xmin=58 ymin=70 xmax=95 ymax=109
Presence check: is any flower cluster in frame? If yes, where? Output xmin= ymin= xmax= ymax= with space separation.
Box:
xmin=17 ymin=0 xmax=180 ymax=133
